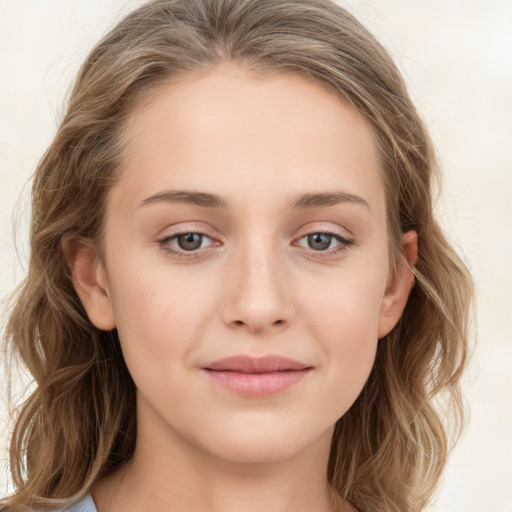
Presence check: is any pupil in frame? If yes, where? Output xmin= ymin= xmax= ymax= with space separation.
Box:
xmin=308 ymin=233 xmax=331 ymax=251
xmin=178 ymin=233 xmax=202 ymax=251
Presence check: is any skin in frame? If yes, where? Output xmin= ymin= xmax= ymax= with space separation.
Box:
xmin=66 ymin=63 xmax=417 ymax=512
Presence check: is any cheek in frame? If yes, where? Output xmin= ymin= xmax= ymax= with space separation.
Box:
xmin=303 ymin=262 xmax=386 ymax=340
xmin=300 ymin=265 xmax=386 ymax=412
xmin=106 ymin=261 xmax=215 ymax=374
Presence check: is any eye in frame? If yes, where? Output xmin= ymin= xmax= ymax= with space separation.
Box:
xmin=295 ymin=232 xmax=353 ymax=254
xmin=158 ymin=232 xmax=216 ymax=256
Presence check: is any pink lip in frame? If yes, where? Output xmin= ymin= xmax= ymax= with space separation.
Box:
xmin=202 ymin=355 xmax=313 ymax=397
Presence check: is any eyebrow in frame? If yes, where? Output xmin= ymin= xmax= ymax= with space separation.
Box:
xmin=141 ymin=190 xmax=227 ymax=208
xmin=140 ymin=190 xmax=370 ymax=210
xmin=292 ymin=191 xmax=370 ymax=210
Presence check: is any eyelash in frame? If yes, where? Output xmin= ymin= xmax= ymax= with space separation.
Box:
xmin=158 ymin=231 xmax=218 ymax=258
xmin=157 ymin=230 xmax=353 ymax=259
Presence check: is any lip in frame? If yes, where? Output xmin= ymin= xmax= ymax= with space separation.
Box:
xmin=202 ymin=355 xmax=313 ymax=397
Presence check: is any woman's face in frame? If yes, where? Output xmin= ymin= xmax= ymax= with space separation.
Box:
xmin=72 ymin=64 xmax=414 ymax=464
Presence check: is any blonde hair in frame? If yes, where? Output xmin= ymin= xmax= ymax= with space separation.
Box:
xmin=2 ymin=1 xmax=473 ymax=510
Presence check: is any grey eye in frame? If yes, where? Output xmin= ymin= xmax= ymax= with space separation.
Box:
xmin=306 ymin=233 xmax=335 ymax=251
xmin=176 ymin=233 xmax=204 ymax=251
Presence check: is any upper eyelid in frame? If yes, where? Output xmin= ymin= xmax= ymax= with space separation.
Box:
xmin=158 ymin=227 xmax=350 ymax=241
xmin=294 ymin=225 xmax=353 ymax=245
xmin=158 ymin=220 xmax=352 ymax=237
xmin=157 ymin=225 xmax=217 ymax=241
xmin=296 ymin=221 xmax=353 ymax=237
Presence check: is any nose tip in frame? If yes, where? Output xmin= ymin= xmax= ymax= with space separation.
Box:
xmin=225 ymin=292 xmax=291 ymax=334
xmin=230 ymin=317 xmax=287 ymax=333
xmin=220 ymin=247 xmax=294 ymax=334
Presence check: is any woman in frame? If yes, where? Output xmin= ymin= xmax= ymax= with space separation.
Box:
xmin=1 ymin=1 xmax=473 ymax=511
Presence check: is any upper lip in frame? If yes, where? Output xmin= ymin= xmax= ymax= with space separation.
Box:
xmin=203 ymin=355 xmax=312 ymax=373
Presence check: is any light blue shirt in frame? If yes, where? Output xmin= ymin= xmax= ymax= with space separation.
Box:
xmin=58 ymin=494 xmax=97 ymax=512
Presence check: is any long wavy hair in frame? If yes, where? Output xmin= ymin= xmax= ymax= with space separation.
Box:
xmin=1 ymin=1 xmax=473 ymax=510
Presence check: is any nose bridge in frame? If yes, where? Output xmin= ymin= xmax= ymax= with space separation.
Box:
xmin=221 ymin=231 xmax=294 ymax=334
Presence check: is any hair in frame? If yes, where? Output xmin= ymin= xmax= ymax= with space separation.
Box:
xmin=1 ymin=1 xmax=473 ymax=511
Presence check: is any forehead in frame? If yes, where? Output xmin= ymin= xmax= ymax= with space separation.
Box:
xmin=113 ymin=63 xmax=385 ymax=217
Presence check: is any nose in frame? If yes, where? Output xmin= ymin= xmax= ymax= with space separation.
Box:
xmin=220 ymin=238 xmax=295 ymax=335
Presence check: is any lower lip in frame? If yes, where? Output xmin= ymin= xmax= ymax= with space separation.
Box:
xmin=203 ymin=369 xmax=311 ymax=397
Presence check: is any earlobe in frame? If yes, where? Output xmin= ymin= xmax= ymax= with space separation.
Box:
xmin=62 ymin=235 xmax=116 ymax=331
xmin=378 ymin=231 xmax=418 ymax=339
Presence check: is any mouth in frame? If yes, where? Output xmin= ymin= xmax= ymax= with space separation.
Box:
xmin=202 ymin=355 xmax=313 ymax=397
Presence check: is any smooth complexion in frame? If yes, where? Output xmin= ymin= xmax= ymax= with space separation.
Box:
xmin=66 ymin=64 xmax=417 ymax=512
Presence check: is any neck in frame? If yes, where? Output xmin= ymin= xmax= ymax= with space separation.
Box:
xmin=93 ymin=442 xmax=339 ymax=512
xmin=92 ymin=408 xmax=348 ymax=512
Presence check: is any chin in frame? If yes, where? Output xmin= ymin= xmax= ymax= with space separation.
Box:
xmin=195 ymin=420 xmax=334 ymax=465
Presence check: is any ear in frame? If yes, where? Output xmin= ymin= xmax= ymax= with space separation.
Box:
xmin=378 ymin=230 xmax=418 ymax=339
xmin=62 ymin=235 xmax=116 ymax=331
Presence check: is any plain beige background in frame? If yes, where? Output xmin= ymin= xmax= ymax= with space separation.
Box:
xmin=1 ymin=1 xmax=511 ymax=510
